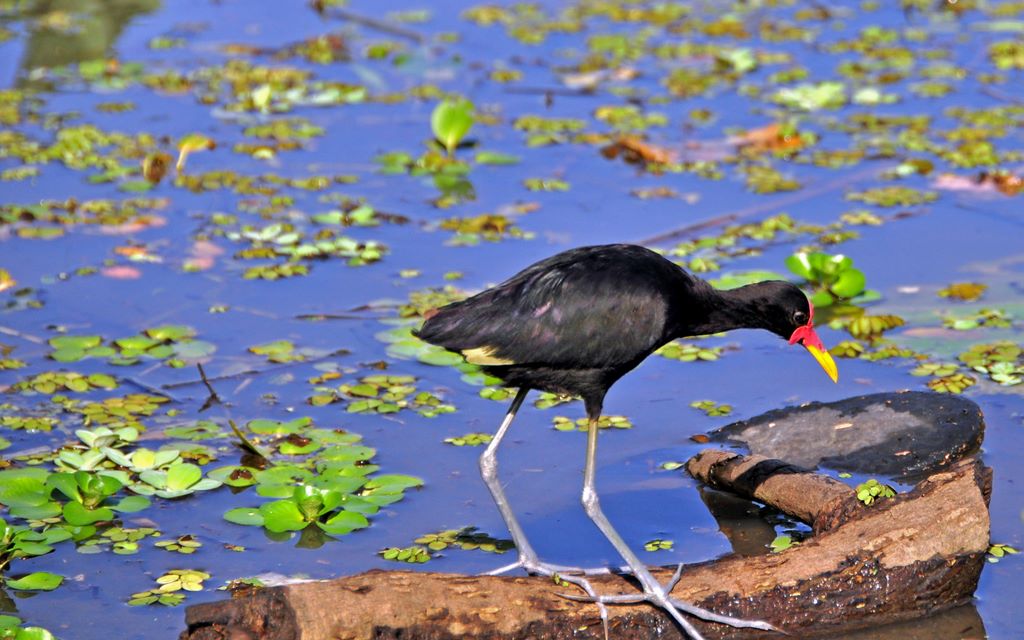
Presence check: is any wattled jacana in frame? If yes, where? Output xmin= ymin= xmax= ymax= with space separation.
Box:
xmin=416 ymin=244 xmax=838 ymax=638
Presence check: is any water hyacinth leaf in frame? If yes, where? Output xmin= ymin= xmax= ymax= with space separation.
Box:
xmin=0 ymin=470 xmax=52 ymax=507
xmin=294 ymin=485 xmax=325 ymax=520
xmin=223 ymin=508 xmax=264 ymax=527
xmin=255 ymin=484 xmax=295 ymax=499
xmin=318 ymin=510 xmax=369 ymax=535
xmin=46 ymin=473 xmax=83 ymax=503
xmin=336 ymin=495 xmax=379 ymax=516
xmin=784 ymin=253 xmax=813 ymax=280
xmin=166 ymin=463 xmax=202 ymax=491
xmin=831 ymin=268 xmax=866 ymax=298
xmin=431 ymin=98 xmax=474 ymax=154
xmin=314 ymin=475 xmax=367 ymax=495
xmin=364 ymin=474 xmax=424 ymax=492
xmin=63 ymin=502 xmax=114 ymax=526
xmin=113 ymin=496 xmax=151 ymax=513
xmin=6 ymin=572 xmax=63 ymax=591
xmin=810 ymin=290 xmax=834 ymax=307
xmin=259 ymin=500 xmax=308 ymax=532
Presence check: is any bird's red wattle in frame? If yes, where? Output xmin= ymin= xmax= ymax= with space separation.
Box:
xmin=788 ymin=302 xmax=823 ymax=350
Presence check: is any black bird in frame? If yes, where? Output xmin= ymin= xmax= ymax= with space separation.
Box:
xmin=416 ymin=244 xmax=837 ymax=638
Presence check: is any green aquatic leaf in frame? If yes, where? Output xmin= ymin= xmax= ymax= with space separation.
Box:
xmin=318 ymin=510 xmax=369 ymax=535
xmin=6 ymin=572 xmax=63 ymax=591
xmin=224 ymin=507 xmax=264 ymax=526
xmin=166 ymin=463 xmax=202 ymax=491
xmin=259 ymin=500 xmax=308 ymax=532
xmin=431 ymin=98 xmax=475 ymax=154
xmin=475 ymin=151 xmax=520 ymax=165
xmin=0 ymin=470 xmax=52 ymax=507
xmin=113 ymin=496 xmax=151 ymax=513
xmin=63 ymin=502 xmax=114 ymax=526
xmin=831 ymin=268 xmax=866 ymax=298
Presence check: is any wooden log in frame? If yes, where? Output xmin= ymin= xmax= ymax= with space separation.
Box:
xmin=180 ymin=455 xmax=991 ymax=640
xmin=685 ymin=450 xmax=863 ymax=534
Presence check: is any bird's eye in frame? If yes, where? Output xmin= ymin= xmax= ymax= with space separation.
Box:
xmin=794 ymin=311 xmax=808 ymax=325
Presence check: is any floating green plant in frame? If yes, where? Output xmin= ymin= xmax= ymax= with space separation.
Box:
xmin=689 ymin=400 xmax=733 ymax=417
xmin=644 ymin=539 xmax=673 ymax=552
xmin=785 ymin=252 xmax=868 ymax=308
xmin=431 ymin=98 xmax=475 ymax=155
xmin=855 ymin=479 xmax=896 ymax=506
xmin=553 ymin=415 xmax=632 ymax=431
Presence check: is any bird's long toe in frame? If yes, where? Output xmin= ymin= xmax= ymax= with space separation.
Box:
xmin=558 ymin=569 xmax=782 ymax=639
xmin=485 ymin=556 xmax=613 ymax=578
xmin=669 ymin=598 xmax=781 ymax=632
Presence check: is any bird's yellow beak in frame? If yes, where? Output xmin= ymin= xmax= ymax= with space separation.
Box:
xmin=804 ymin=342 xmax=839 ymax=383
xmin=788 ymin=303 xmax=839 ymax=384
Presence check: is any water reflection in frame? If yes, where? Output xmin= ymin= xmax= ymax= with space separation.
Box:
xmin=697 ymin=486 xmax=778 ymax=557
xmin=838 ymin=605 xmax=985 ymax=640
xmin=11 ymin=0 xmax=159 ymax=83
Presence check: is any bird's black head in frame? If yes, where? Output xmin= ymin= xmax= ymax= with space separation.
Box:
xmin=739 ymin=281 xmax=813 ymax=340
xmin=733 ymin=280 xmax=838 ymax=383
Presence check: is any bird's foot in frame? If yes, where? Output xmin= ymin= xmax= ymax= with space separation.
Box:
xmin=486 ymin=556 xmax=612 ymax=640
xmin=485 ymin=555 xmax=612 ymax=578
xmin=559 ymin=564 xmax=781 ymax=640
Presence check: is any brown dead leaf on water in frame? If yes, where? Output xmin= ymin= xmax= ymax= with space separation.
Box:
xmin=142 ymin=152 xmax=172 ymax=184
xmin=729 ymin=122 xmax=806 ymax=153
xmin=933 ymin=171 xmax=1023 ymax=197
xmin=99 ymin=215 xmax=168 ymax=235
xmin=601 ymin=135 xmax=678 ymax=166
xmin=561 ymin=66 xmax=639 ymax=91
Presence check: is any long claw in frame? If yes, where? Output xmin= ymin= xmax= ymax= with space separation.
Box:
xmin=665 ymin=562 xmax=685 ymax=591
xmin=484 ymin=560 xmax=524 ymax=576
xmin=575 ymin=415 xmax=783 ymax=640
xmin=490 ymin=557 xmax=612 ymax=639
xmin=668 ymin=598 xmax=782 ymax=632
xmin=558 ymin=592 xmax=645 ymax=604
xmin=551 ymin=573 xmax=610 ymax=640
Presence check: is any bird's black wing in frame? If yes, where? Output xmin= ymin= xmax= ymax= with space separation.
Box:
xmin=416 ymin=245 xmax=692 ymax=370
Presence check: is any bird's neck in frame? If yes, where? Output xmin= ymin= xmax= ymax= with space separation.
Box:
xmin=673 ymin=284 xmax=768 ymax=337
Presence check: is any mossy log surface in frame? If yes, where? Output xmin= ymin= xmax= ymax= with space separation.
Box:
xmin=180 ymin=454 xmax=991 ymax=640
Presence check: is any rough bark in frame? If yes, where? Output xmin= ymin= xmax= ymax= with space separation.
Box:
xmin=181 ymin=455 xmax=991 ymax=640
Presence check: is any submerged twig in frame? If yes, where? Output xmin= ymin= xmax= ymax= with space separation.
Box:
xmin=197 ymin=362 xmax=223 ymax=412
xmin=123 ymin=375 xmax=180 ymax=403
xmin=163 ymin=349 xmax=351 ymax=391
xmin=228 ymin=419 xmax=271 ymax=463
xmin=0 ymin=324 xmax=45 ymax=344
xmin=637 ymin=163 xmax=891 ymax=246
xmin=980 ymin=86 xmax=1024 ymax=105
xmin=313 ymin=2 xmax=425 ymax=43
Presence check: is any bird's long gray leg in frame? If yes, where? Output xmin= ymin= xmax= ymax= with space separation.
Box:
xmin=480 ymin=389 xmax=608 ymax=577
xmin=479 ymin=388 xmax=610 ymax=636
xmin=578 ymin=413 xmax=780 ymax=639
xmin=479 ymin=387 xmax=543 ymax=574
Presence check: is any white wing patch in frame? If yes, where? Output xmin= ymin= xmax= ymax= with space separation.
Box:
xmin=461 ymin=346 xmax=515 ymax=366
